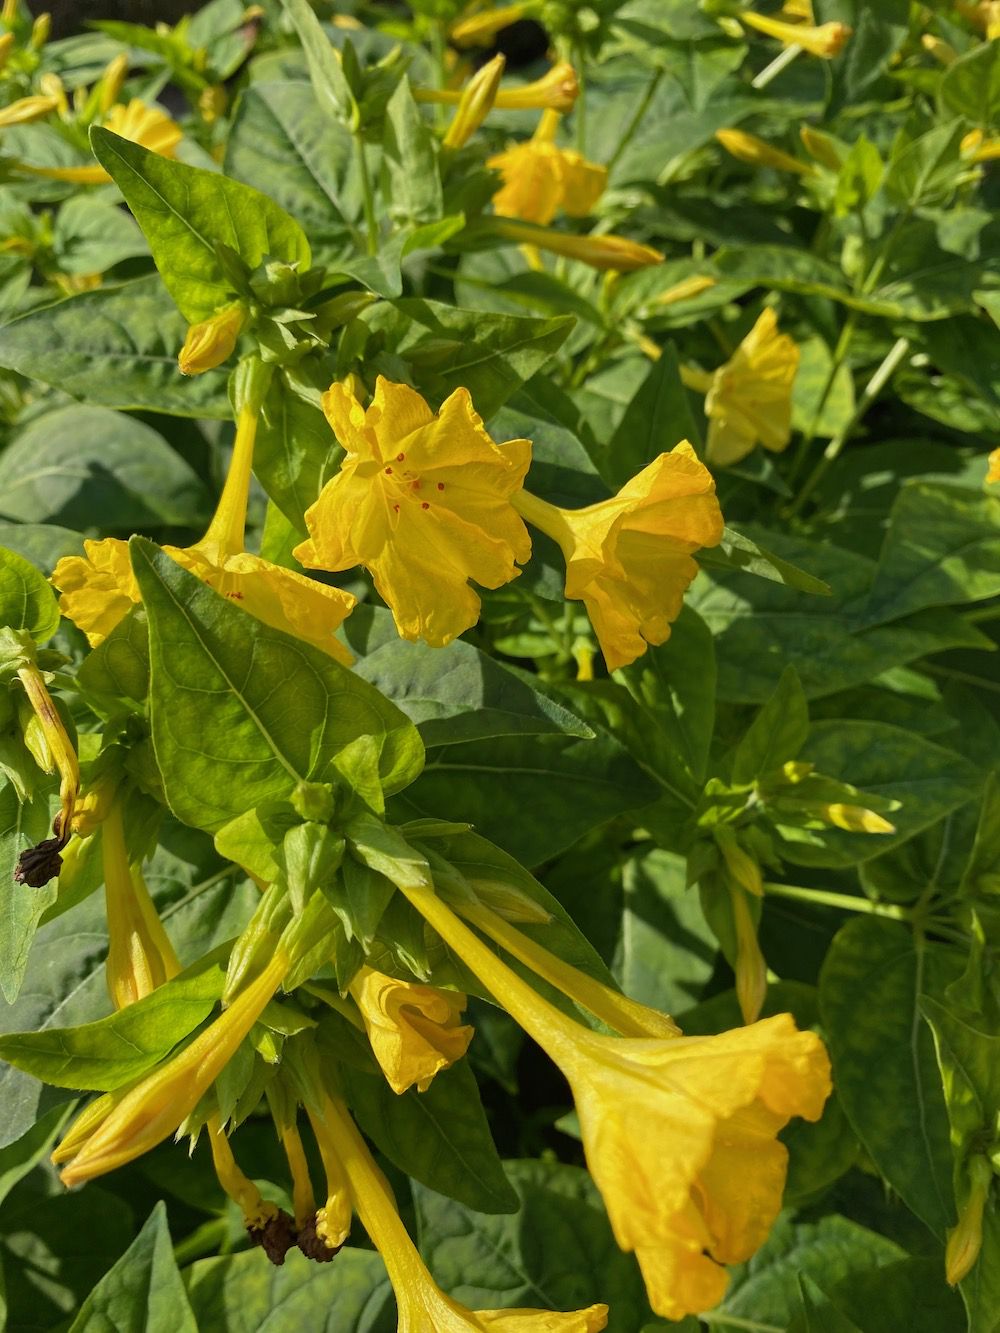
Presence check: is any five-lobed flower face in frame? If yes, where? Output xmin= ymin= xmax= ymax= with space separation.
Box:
xmin=559 ymin=1014 xmax=831 ymax=1321
xmin=350 ymin=966 xmax=474 ymax=1093
xmin=704 ymin=308 xmax=800 ymax=467
xmin=489 ymin=139 xmax=607 ymax=226
xmin=294 ymin=376 xmax=532 ymax=647
xmin=517 ymin=443 xmax=724 ymax=671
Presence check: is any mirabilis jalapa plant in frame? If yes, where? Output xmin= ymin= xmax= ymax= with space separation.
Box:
xmin=1 ymin=0 xmax=999 ymax=1328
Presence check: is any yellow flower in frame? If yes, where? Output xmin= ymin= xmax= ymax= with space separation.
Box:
xmin=311 ymin=1088 xmax=608 ymax=1331
xmin=715 ymin=128 xmax=813 ymax=176
xmin=305 ymin=1089 xmax=354 ymax=1253
xmin=389 ymin=883 xmax=831 ymax=1323
xmin=294 ymin=377 xmax=532 ymax=648
xmin=97 ymin=53 xmax=129 ymax=114
xmin=514 ymin=444 xmax=724 ymax=672
xmin=693 ymin=308 xmax=800 ymax=467
xmin=946 ymin=1156 xmax=992 ymax=1285
xmin=957 ymin=0 xmax=1000 ymax=38
xmin=489 ymin=217 xmax=663 ymax=271
xmin=490 ymin=111 xmax=606 ymax=225
xmin=987 ymin=448 xmax=1000 ymax=483
xmin=738 ymin=9 xmax=852 ymax=57
xmin=0 ymin=31 xmax=13 ymax=70
xmin=57 ymin=951 xmax=289 ymax=1186
xmin=350 ymin=966 xmax=474 ymax=1093
xmin=52 ymin=397 xmax=357 ymax=662
xmin=729 ymin=884 xmax=767 ymax=1025
xmin=921 ymin=33 xmax=959 ymax=66
xmin=23 ymin=98 xmax=180 ymax=184
xmin=178 ymin=302 xmax=248 ymax=375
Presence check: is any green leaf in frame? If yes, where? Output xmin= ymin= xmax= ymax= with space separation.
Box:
xmin=0 ymin=547 xmax=59 ymax=642
xmin=0 ymin=779 xmax=57 ymax=1004
xmin=0 ymin=950 xmax=226 ymax=1091
xmin=398 ymin=728 xmax=658 ymax=867
xmin=732 ymin=666 xmax=809 ymax=783
xmin=185 ymin=1247 xmax=393 ymax=1332
xmin=0 ymin=405 xmax=210 ymax=531
xmin=382 ymin=78 xmax=441 ymax=226
xmin=279 ymin=0 xmax=358 ymax=128
xmin=789 ymin=722 xmax=982 ymax=868
xmin=797 ymin=1258 xmax=966 ymax=1333
xmin=415 ymin=1159 xmax=653 ymax=1332
xmin=720 ymin=1212 xmax=905 ymax=1327
xmin=698 ymin=525 xmax=833 ymax=597
xmin=77 ymin=607 xmax=151 ymax=710
xmin=68 ymin=1202 xmax=197 ymax=1333
xmin=0 ymin=1100 xmax=75 ymax=1209
xmin=940 ymin=40 xmax=1000 ymax=125
xmin=0 ymin=523 xmax=84 ymax=575
xmin=394 ymin=299 xmax=574 ymax=420
xmin=225 ymin=81 xmax=354 ymax=258
xmin=131 ymin=539 xmax=423 ymax=833
xmin=0 ymin=276 xmax=231 ymax=418
xmin=861 ymin=483 xmax=1000 ymax=626
xmin=90 ymin=128 xmax=311 ymax=323
xmin=343 ymin=604 xmax=592 ymax=747
xmin=341 ymin=1058 xmax=518 ymax=1214
xmin=618 ymin=849 xmax=717 ymax=1016
xmin=819 ymin=917 xmax=960 ymax=1236
xmin=602 ymin=345 xmax=700 ymax=488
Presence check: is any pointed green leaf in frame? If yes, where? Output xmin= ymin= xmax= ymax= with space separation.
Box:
xmin=0 ymin=547 xmax=59 ymax=642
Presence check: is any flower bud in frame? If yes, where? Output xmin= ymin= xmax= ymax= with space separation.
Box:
xmin=730 ymin=884 xmax=767 ymax=1024
xmin=450 ymin=3 xmax=533 ymax=47
xmin=799 ymin=124 xmax=843 ymax=169
xmin=716 ymin=826 xmax=764 ymax=897
xmin=97 ymin=53 xmax=129 ymax=113
xmin=0 ymin=92 xmax=60 ymax=127
xmin=0 ymin=31 xmax=14 ymax=70
xmin=653 ymin=274 xmax=716 ymax=307
xmin=921 ymin=34 xmax=958 ymax=67
xmin=821 ymin=803 xmax=895 ymax=834
xmin=28 ymin=9 xmax=49 ymax=48
xmin=443 ymin=53 xmax=505 ymax=149
xmin=738 ymin=9 xmax=852 ymax=57
xmin=178 ymin=302 xmax=247 ymax=376
xmin=946 ymin=1156 xmax=993 ymax=1285
xmin=490 ymin=218 xmax=663 ymax=271
xmin=716 ymin=128 xmax=813 ymax=175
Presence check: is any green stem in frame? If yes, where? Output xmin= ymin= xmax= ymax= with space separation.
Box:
xmin=965 ymin=603 xmax=1000 ymax=624
xmin=785 ymin=309 xmax=858 ymax=492
xmin=355 ymin=131 xmax=378 ymax=256
xmin=173 ymin=1217 xmax=229 ymax=1266
xmin=788 ymin=335 xmax=910 ymax=518
xmin=750 ymin=43 xmax=803 ymax=90
xmin=607 ymin=67 xmax=662 ymax=171
xmin=763 ymin=881 xmax=912 ymax=920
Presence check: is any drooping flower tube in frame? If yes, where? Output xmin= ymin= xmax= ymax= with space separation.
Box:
xmin=52 ymin=360 xmax=357 ymax=662
xmin=513 ymin=443 xmax=724 ymax=671
xmin=489 ymin=110 xmax=607 ymax=226
xmin=415 ymin=61 xmax=579 ymax=114
xmin=390 ymin=880 xmax=832 ymax=1322
xmin=306 ymin=1082 xmax=609 ymax=1330
xmin=294 ymin=376 xmax=532 ymax=647
xmin=737 ymin=7 xmax=852 ymax=57
xmin=681 ymin=308 xmax=800 ymax=468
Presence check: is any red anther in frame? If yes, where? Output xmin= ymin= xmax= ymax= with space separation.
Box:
xmin=421 ymin=502 xmax=430 ymax=509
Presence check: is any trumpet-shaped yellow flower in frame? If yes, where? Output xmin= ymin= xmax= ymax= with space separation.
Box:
xmin=52 ymin=399 xmax=357 ymax=662
xmin=490 ymin=111 xmax=606 ymax=225
xmin=313 ymin=1087 xmax=608 ymax=1331
xmin=390 ymin=882 xmax=831 ymax=1323
xmin=58 ymin=951 xmax=289 ymax=1186
xmin=694 ymin=308 xmax=800 ymax=467
xmin=738 ymin=9 xmax=852 ymax=57
xmin=24 ymin=99 xmax=180 ymax=184
xmin=514 ymin=444 xmax=724 ymax=671
xmin=305 ymin=1090 xmax=354 ymax=1253
xmin=350 ymin=966 xmax=474 ymax=1093
xmin=417 ymin=61 xmax=579 ymax=114
xmin=716 ymin=128 xmax=813 ymax=176
xmin=294 ymin=377 xmax=532 ymax=647
xmin=957 ymin=0 xmax=1000 ymax=39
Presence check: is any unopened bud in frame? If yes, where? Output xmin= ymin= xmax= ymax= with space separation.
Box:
xmin=490 ymin=217 xmax=663 ymax=271
xmin=946 ymin=1156 xmax=992 ymax=1285
xmin=716 ymin=826 xmax=763 ymax=896
xmin=799 ymin=124 xmax=843 ymax=169
xmin=822 ymin=803 xmax=895 ymax=835
xmin=443 ymin=53 xmax=505 ymax=149
xmin=198 ymin=84 xmax=227 ymax=123
xmin=738 ymin=9 xmax=852 ymax=58
xmin=921 ymin=34 xmax=958 ymax=67
xmin=98 ymin=53 xmax=129 ymax=113
xmin=653 ymin=274 xmax=716 ymax=306
xmin=0 ymin=92 xmax=60 ymax=127
xmin=730 ymin=884 xmax=767 ymax=1024
xmin=716 ymin=128 xmax=813 ymax=176
xmin=178 ymin=302 xmax=247 ymax=375
xmin=451 ymin=2 xmax=533 ymax=47
xmin=28 ymin=9 xmax=49 ymax=48
xmin=0 ymin=31 xmax=14 ymax=70
xmin=291 ymin=781 xmax=336 ymax=824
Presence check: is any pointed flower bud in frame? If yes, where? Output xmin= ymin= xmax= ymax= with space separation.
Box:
xmin=451 ymin=3 xmax=536 ymax=47
xmin=715 ymin=827 xmax=764 ymax=897
xmin=988 ymin=448 xmax=1000 ymax=484
xmin=653 ymin=274 xmax=717 ymax=307
xmin=57 ymin=951 xmax=289 ymax=1186
xmin=488 ymin=217 xmax=663 ymax=271
xmin=0 ymin=31 xmax=14 ymax=70
xmin=97 ymin=52 xmax=129 ymax=113
xmin=921 ymin=34 xmax=958 ymax=67
xmin=946 ymin=1155 xmax=993 ymax=1285
xmin=178 ymin=302 xmax=248 ymax=376
xmin=443 ymin=53 xmax=505 ymax=149
xmin=28 ymin=10 xmax=48 ymax=48
xmin=294 ymin=376 xmax=532 ymax=647
xmin=820 ymin=803 xmax=895 ymax=834
xmin=716 ymin=128 xmax=814 ymax=176
xmin=738 ymin=9 xmax=852 ymax=57
xmin=349 ymin=966 xmax=474 ymax=1093
xmin=799 ymin=125 xmax=843 ymax=169
xmin=513 ymin=443 xmax=723 ymax=671
xmin=15 ymin=663 xmax=79 ymax=846
xmin=729 ymin=884 xmax=768 ymax=1025
xmin=0 ymin=92 xmax=60 ymax=127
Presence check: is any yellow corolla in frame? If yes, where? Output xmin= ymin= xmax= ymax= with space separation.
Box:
xmin=988 ymin=448 xmax=1000 ymax=484
xmin=350 ymin=966 xmax=474 ymax=1093
xmin=25 ymin=98 xmax=181 ymax=184
xmin=738 ymin=8 xmax=852 ymax=57
xmin=392 ymin=882 xmax=832 ymax=1324
xmin=294 ymin=377 xmax=532 ymax=648
xmin=514 ymin=443 xmax=724 ymax=671
xmin=489 ymin=110 xmax=606 ymax=226
xmin=687 ymin=308 xmax=800 ymax=468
